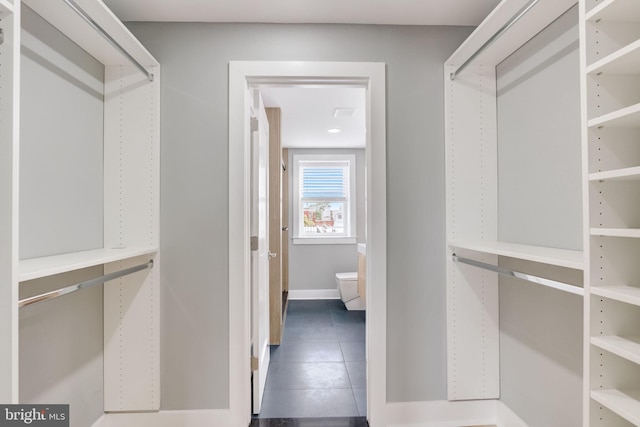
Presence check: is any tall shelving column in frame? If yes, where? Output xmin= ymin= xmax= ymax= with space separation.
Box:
xmin=445 ymin=0 xmax=581 ymax=402
xmin=581 ymin=0 xmax=640 ymax=425
xmin=18 ymin=0 xmax=161 ymax=413
xmin=0 ymin=0 xmax=18 ymax=404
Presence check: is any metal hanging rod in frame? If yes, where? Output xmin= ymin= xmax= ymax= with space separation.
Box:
xmin=450 ymin=0 xmax=539 ymax=81
xmin=19 ymin=260 xmax=153 ymax=308
xmin=62 ymin=0 xmax=154 ymax=82
xmin=452 ymin=254 xmax=583 ymax=296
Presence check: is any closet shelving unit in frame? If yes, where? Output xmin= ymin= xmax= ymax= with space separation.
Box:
xmin=0 ymin=0 xmax=160 ymax=413
xmin=0 ymin=0 xmax=19 ymax=405
xmin=582 ymin=0 xmax=640 ymax=424
xmin=445 ymin=0 xmax=581 ymax=403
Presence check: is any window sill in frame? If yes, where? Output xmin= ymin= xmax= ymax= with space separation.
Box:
xmin=292 ymin=237 xmax=357 ymax=245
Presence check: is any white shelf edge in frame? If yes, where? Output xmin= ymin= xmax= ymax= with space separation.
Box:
xmin=19 ymin=247 xmax=158 ymax=282
xmin=591 ymin=228 xmax=640 ymax=238
xmin=585 ymin=0 xmax=640 ymax=22
xmin=448 ymin=240 xmax=584 ymax=270
xmin=589 ymin=166 xmax=640 ymax=181
xmin=592 ymin=336 xmax=640 ymax=366
xmin=0 ymin=0 xmax=14 ymax=13
xmin=586 ymin=39 xmax=640 ymax=74
xmin=588 ymin=103 xmax=640 ymax=129
xmin=591 ymin=285 xmax=640 ymax=307
xmin=591 ymin=389 xmax=640 ymax=425
xmin=22 ymin=0 xmax=159 ymax=68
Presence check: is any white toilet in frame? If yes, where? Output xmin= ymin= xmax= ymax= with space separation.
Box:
xmin=336 ymin=272 xmax=365 ymax=311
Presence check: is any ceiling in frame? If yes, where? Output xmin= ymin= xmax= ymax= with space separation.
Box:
xmin=102 ymin=0 xmax=500 ymax=26
xmin=260 ymin=86 xmax=366 ymax=149
xmin=101 ymin=0 xmax=501 ymax=149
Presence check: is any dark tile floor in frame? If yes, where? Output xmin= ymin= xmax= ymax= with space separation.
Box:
xmin=249 ymin=417 xmax=368 ymax=427
xmin=256 ymin=299 xmax=366 ymax=420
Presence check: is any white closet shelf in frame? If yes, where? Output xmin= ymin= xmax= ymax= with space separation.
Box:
xmin=591 ymin=228 xmax=640 ymax=238
xmin=591 ymin=285 xmax=640 ymax=306
xmin=591 ymin=389 xmax=640 ymax=425
xmin=0 ymin=0 xmax=14 ymax=13
xmin=592 ymin=336 xmax=640 ymax=365
xmin=19 ymin=246 xmax=158 ymax=282
xmin=586 ymin=38 xmax=640 ymax=75
xmin=448 ymin=240 xmax=584 ymax=270
xmin=586 ymin=0 xmax=640 ymax=23
xmin=589 ymin=103 xmax=640 ymax=129
xmin=23 ymin=0 xmax=158 ymax=68
xmin=589 ymin=166 xmax=640 ymax=181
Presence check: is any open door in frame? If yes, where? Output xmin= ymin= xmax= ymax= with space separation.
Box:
xmin=250 ymin=89 xmax=271 ymax=414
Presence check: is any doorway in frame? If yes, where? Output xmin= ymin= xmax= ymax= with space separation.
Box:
xmin=228 ymin=61 xmax=387 ymax=427
xmin=257 ymin=85 xmax=367 ymax=418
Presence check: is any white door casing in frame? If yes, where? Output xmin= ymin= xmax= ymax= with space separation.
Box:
xmin=250 ymin=89 xmax=271 ymax=414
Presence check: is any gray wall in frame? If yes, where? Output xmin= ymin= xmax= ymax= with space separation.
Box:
xmin=497 ymin=5 xmax=582 ymax=251
xmin=288 ymin=148 xmax=364 ymax=292
xmin=20 ymin=6 xmax=104 ymax=427
xmin=126 ymin=22 xmax=473 ymax=408
xmin=496 ymin=6 xmax=583 ymax=427
xmin=20 ymin=6 xmax=104 ymax=260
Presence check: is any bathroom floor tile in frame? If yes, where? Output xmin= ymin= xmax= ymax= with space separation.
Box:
xmin=345 ymin=362 xmax=366 ymax=389
xmin=266 ymin=362 xmax=351 ymax=390
xmin=336 ymin=323 xmax=365 ymax=342
xmin=259 ymin=299 xmax=366 ymax=421
xmin=339 ymin=341 xmax=366 ymax=362
xmin=352 ymin=388 xmax=367 ymax=417
xmin=258 ymin=389 xmax=359 ymax=418
xmin=331 ymin=309 xmax=366 ymax=325
xmin=286 ymin=311 xmax=335 ymax=328
xmin=282 ymin=325 xmax=338 ymax=343
xmin=270 ymin=341 xmax=344 ymax=363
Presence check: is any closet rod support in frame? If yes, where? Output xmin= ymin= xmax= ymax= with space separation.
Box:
xmin=450 ymin=0 xmax=539 ymax=80
xmin=62 ymin=0 xmax=154 ymax=82
xmin=452 ymin=254 xmax=583 ymax=296
xmin=19 ymin=260 xmax=154 ymax=308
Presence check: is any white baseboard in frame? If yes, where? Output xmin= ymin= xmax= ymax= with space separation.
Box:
xmin=92 ymin=400 xmax=526 ymax=427
xmin=91 ymin=409 xmax=230 ymax=427
xmin=288 ymin=289 xmax=340 ymax=300
xmin=384 ymin=399 xmax=527 ymax=427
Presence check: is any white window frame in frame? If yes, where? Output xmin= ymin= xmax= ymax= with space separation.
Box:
xmin=292 ymin=153 xmax=356 ymax=245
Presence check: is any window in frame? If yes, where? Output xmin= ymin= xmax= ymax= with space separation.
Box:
xmin=292 ymin=154 xmax=356 ymax=244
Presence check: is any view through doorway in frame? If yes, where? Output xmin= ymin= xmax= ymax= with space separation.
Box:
xmin=228 ymin=61 xmax=387 ymax=427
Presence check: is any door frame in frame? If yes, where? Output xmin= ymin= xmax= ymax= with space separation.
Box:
xmin=229 ymin=61 xmax=387 ymax=426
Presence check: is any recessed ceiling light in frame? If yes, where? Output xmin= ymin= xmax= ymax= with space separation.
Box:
xmin=327 ymin=128 xmax=341 ymax=134
xmin=334 ymin=108 xmax=357 ymax=118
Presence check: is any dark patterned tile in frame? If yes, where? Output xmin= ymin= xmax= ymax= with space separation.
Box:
xmin=250 ymin=417 xmax=368 ymax=427
xmin=258 ymin=389 xmax=359 ymax=418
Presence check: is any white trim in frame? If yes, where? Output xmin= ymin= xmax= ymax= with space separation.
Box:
xmin=91 ymin=410 xmax=230 ymax=427
xmin=385 ymin=400 xmax=528 ymax=427
xmin=229 ymin=61 xmax=386 ymax=426
xmin=288 ymin=289 xmax=341 ymax=300
xmin=91 ymin=401 xmax=526 ymax=427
